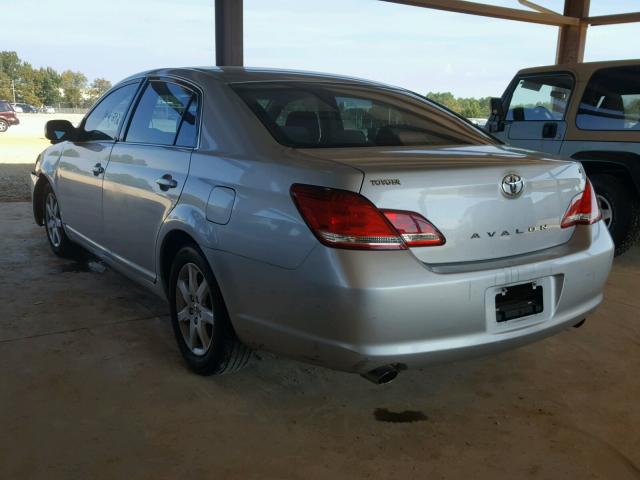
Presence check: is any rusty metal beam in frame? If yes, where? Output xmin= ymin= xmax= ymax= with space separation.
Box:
xmin=587 ymin=12 xmax=640 ymax=26
xmin=215 ymin=0 xmax=243 ymax=66
xmin=380 ymin=0 xmax=579 ymax=26
xmin=556 ymin=0 xmax=590 ymax=64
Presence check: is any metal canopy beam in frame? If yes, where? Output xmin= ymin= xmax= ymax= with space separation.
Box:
xmin=587 ymin=12 xmax=640 ymax=26
xmin=556 ymin=0 xmax=589 ymax=64
xmin=380 ymin=0 xmax=578 ymax=26
xmin=215 ymin=0 xmax=243 ymax=66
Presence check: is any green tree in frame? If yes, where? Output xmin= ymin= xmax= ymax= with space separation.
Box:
xmin=427 ymin=91 xmax=491 ymax=119
xmin=88 ymin=77 xmax=112 ymax=103
xmin=35 ymin=67 xmax=62 ymax=106
xmin=60 ymin=70 xmax=87 ymax=107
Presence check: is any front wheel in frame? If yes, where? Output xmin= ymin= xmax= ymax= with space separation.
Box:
xmin=0 ymin=119 xmax=8 ymax=132
xmin=168 ymin=245 xmax=251 ymax=375
xmin=591 ymin=174 xmax=640 ymax=256
xmin=42 ymin=183 xmax=80 ymax=257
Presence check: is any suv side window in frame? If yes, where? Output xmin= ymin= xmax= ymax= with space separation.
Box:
xmin=82 ymin=83 xmax=139 ymax=141
xmin=577 ymin=66 xmax=640 ymax=131
xmin=506 ymin=74 xmax=573 ymax=121
xmin=0 ymin=101 xmax=11 ymax=112
xmin=125 ymin=81 xmax=199 ymax=147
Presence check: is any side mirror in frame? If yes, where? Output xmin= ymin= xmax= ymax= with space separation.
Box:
xmin=490 ymin=97 xmax=505 ymax=118
xmin=45 ymin=120 xmax=76 ymax=144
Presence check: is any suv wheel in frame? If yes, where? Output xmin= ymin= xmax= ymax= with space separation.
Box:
xmin=0 ymin=119 xmax=8 ymax=132
xmin=591 ymin=174 xmax=640 ymax=256
xmin=168 ymin=245 xmax=251 ymax=375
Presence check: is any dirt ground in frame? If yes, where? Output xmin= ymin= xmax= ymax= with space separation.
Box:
xmin=0 ymin=202 xmax=639 ymax=479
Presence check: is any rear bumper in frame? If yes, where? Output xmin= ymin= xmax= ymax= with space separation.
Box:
xmin=207 ymin=222 xmax=614 ymax=373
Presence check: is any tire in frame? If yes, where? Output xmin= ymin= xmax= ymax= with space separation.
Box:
xmin=591 ymin=174 xmax=640 ymax=256
xmin=168 ymin=245 xmax=251 ymax=375
xmin=42 ymin=183 xmax=80 ymax=258
xmin=0 ymin=119 xmax=8 ymax=133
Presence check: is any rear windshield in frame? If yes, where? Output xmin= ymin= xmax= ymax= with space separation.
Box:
xmin=232 ymin=82 xmax=494 ymax=148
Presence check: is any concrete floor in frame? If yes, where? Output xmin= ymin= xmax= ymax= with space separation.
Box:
xmin=1 ymin=202 xmax=639 ymax=479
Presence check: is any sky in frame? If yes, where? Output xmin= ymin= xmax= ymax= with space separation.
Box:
xmin=2 ymin=0 xmax=639 ymax=98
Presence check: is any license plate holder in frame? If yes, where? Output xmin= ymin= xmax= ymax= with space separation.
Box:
xmin=495 ymin=282 xmax=544 ymax=323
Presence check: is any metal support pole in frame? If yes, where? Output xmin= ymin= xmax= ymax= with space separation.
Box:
xmin=556 ymin=0 xmax=590 ymax=64
xmin=215 ymin=0 xmax=243 ymax=66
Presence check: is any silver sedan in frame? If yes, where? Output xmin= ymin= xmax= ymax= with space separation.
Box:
xmin=31 ymin=68 xmax=614 ymax=383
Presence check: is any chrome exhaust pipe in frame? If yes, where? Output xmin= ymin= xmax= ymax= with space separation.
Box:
xmin=361 ymin=365 xmax=398 ymax=385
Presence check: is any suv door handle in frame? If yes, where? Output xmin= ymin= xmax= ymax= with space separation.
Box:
xmin=92 ymin=163 xmax=104 ymax=176
xmin=542 ymin=122 xmax=558 ymax=139
xmin=156 ymin=174 xmax=178 ymax=191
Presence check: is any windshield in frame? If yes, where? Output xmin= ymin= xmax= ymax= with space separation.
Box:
xmin=232 ymin=82 xmax=495 ymax=149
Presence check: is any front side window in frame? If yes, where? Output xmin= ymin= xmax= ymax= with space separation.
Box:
xmin=82 ymin=83 xmax=139 ymax=141
xmin=577 ymin=66 xmax=640 ymax=131
xmin=125 ymin=81 xmax=198 ymax=147
xmin=506 ymin=74 xmax=573 ymax=121
xmin=232 ymin=82 xmax=493 ymax=148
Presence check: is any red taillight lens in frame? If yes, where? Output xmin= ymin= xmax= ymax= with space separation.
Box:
xmin=291 ymin=184 xmax=405 ymax=250
xmin=382 ymin=210 xmax=446 ymax=246
xmin=561 ymin=179 xmax=602 ymax=228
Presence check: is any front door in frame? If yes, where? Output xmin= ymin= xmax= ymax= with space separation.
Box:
xmin=102 ymin=79 xmax=200 ymax=281
xmin=55 ymin=82 xmax=140 ymax=247
xmin=500 ymin=73 xmax=574 ymax=154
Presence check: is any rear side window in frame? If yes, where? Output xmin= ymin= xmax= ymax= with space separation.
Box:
xmin=577 ymin=66 xmax=640 ymax=131
xmin=125 ymin=81 xmax=199 ymax=147
xmin=506 ymin=74 xmax=573 ymax=121
xmin=83 ymin=83 xmax=139 ymax=141
xmin=0 ymin=101 xmax=11 ymax=112
xmin=232 ymin=82 xmax=493 ymax=148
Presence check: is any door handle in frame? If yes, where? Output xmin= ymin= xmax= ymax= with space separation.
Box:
xmin=542 ymin=122 xmax=558 ymax=139
xmin=92 ymin=163 xmax=104 ymax=176
xmin=156 ymin=174 xmax=178 ymax=191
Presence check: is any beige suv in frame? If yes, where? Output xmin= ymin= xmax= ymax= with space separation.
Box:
xmin=486 ymin=60 xmax=640 ymax=255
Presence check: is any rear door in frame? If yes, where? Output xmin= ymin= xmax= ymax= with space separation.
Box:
xmin=55 ymin=81 xmax=140 ymax=247
xmin=500 ymin=73 xmax=574 ymax=154
xmin=102 ymin=79 xmax=199 ymax=281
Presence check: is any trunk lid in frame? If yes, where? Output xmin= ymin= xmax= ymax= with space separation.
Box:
xmin=300 ymin=145 xmax=584 ymax=264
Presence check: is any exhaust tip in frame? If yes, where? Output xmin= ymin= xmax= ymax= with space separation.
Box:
xmin=361 ymin=365 xmax=398 ymax=385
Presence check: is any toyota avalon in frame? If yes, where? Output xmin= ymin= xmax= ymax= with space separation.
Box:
xmin=31 ymin=68 xmax=614 ymax=383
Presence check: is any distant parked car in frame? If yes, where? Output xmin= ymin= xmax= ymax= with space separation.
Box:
xmin=0 ymin=100 xmax=20 ymax=132
xmin=41 ymin=105 xmax=55 ymax=114
xmin=11 ymin=102 xmax=38 ymax=113
xmin=486 ymin=59 xmax=640 ymax=255
xmin=30 ymin=68 xmax=613 ymax=382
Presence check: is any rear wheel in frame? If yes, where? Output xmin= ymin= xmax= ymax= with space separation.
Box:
xmin=591 ymin=174 xmax=640 ymax=256
xmin=42 ymin=183 xmax=80 ymax=258
xmin=168 ymin=245 xmax=251 ymax=375
xmin=0 ymin=119 xmax=8 ymax=132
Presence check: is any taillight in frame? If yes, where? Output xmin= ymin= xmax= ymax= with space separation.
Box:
xmin=561 ymin=179 xmax=602 ymax=228
xmin=382 ymin=210 xmax=446 ymax=246
xmin=290 ymin=184 xmax=445 ymax=250
xmin=290 ymin=184 xmax=405 ymax=250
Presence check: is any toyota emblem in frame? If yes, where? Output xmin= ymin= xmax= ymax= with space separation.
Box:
xmin=501 ymin=174 xmax=524 ymax=198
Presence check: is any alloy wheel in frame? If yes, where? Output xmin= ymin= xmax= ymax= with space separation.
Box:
xmin=0 ymin=121 xmax=8 ymax=132
xmin=597 ymin=194 xmax=613 ymax=229
xmin=45 ymin=193 xmax=63 ymax=247
xmin=175 ymin=263 xmax=215 ymax=356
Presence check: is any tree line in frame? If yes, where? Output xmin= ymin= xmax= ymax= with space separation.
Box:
xmin=0 ymin=51 xmax=112 ymax=108
xmin=426 ymin=91 xmax=491 ymax=119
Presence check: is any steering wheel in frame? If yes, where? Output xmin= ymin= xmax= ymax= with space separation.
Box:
xmin=532 ymin=105 xmax=554 ymax=120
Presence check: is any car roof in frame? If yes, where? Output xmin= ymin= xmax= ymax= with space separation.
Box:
xmin=119 ymin=66 xmax=404 ymax=91
xmin=517 ymin=59 xmax=640 ymax=76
